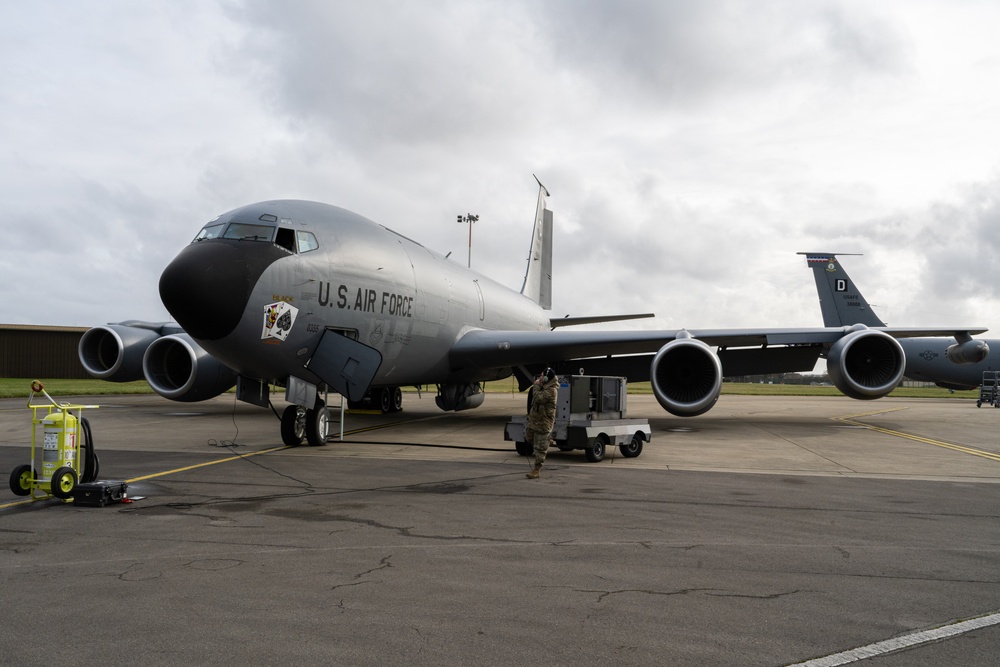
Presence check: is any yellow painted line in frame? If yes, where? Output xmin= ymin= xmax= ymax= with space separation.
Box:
xmin=124 ymin=445 xmax=291 ymax=483
xmin=832 ymin=407 xmax=1000 ymax=463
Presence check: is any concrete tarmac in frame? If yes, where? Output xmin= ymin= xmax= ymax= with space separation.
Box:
xmin=2 ymin=391 xmax=1000 ymax=666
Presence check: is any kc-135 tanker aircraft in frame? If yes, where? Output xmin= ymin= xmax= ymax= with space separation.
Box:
xmin=79 ymin=179 xmax=987 ymax=446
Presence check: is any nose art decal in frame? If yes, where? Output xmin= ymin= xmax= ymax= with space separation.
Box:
xmin=262 ymin=302 xmax=299 ymax=342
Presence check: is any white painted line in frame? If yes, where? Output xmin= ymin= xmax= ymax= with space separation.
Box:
xmin=787 ymin=612 xmax=1000 ymax=666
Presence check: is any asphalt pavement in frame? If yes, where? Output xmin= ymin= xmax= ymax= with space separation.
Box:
xmin=2 ymin=391 xmax=999 ymax=666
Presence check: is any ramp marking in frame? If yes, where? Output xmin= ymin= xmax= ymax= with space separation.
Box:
xmin=786 ymin=611 xmax=1000 ymax=666
xmin=832 ymin=407 xmax=1000 ymax=462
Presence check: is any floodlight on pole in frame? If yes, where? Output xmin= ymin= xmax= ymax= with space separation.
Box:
xmin=457 ymin=213 xmax=479 ymax=268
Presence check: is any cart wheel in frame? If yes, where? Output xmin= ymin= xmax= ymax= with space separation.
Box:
xmin=515 ymin=441 xmax=533 ymax=456
xmin=281 ymin=405 xmax=306 ymax=446
xmin=50 ymin=466 xmax=77 ymax=500
xmin=586 ymin=435 xmax=608 ymax=463
xmin=305 ymin=401 xmax=329 ymax=446
xmin=977 ymin=400 xmax=982 ymax=408
xmin=9 ymin=464 xmax=34 ymax=496
xmin=620 ymin=433 xmax=644 ymax=458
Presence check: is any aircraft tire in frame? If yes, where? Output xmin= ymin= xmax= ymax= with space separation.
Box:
xmin=391 ymin=386 xmax=403 ymax=412
xmin=9 ymin=464 xmax=33 ymax=496
xmin=585 ymin=435 xmax=607 ymax=463
xmin=306 ymin=402 xmax=329 ymax=447
xmin=281 ymin=405 xmax=306 ymax=446
xmin=619 ymin=434 xmax=643 ymax=458
xmin=379 ymin=388 xmax=391 ymax=413
xmin=50 ymin=466 xmax=77 ymax=499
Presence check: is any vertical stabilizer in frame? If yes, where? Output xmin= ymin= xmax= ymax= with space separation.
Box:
xmin=520 ymin=176 xmax=552 ymax=309
xmin=800 ymin=253 xmax=886 ymax=327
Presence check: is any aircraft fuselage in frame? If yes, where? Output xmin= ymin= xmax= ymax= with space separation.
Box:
xmin=158 ymin=200 xmax=547 ymax=389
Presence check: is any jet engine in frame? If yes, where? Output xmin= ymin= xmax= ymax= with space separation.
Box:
xmin=826 ymin=329 xmax=905 ymax=400
xmin=142 ymin=333 xmax=237 ymax=402
xmin=945 ymin=338 xmax=989 ymax=365
xmin=650 ymin=337 xmax=723 ymax=416
xmin=435 ymin=382 xmax=486 ymax=411
xmin=79 ymin=324 xmax=162 ymax=382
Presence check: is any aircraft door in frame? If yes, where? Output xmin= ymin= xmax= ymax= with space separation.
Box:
xmin=306 ymin=329 xmax=383 ymax=402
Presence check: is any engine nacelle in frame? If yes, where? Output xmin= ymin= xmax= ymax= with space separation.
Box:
xmin=945 ymin=339 xmax=989 ymax=365
xmin=435 ymin=382 xmax=486 ymax=412
xmin=142 ymin=333 xmax=237 ymax=402
xmin=650 ymin=338 xmax=723 ymax=416
xmin=827 ymin=329 xmax=905 ymax=400
xmin=79 ymin=324 xmax=161 ymax=382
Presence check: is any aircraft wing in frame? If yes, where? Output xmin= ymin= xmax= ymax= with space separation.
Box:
xmin=450 ymin=326 xmax=989 ymax=368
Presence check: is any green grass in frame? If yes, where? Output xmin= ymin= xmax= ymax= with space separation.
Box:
xmin=0 ymin=378 xmax=156 ymax=400
xmin=0 ymin=377 xmax=979 ymax=401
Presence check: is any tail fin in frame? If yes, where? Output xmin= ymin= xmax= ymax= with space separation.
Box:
xmin=799 ymin=252 xmax=886 ymax=327
xmin=520 ymin=175 xmax=552 ymax=309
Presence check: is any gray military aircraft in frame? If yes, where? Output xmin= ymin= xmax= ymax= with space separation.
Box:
xmin=801 ymin=252 xmax=995 ymax=390
xmin=78 ymin=180 xmax=988 ymax=447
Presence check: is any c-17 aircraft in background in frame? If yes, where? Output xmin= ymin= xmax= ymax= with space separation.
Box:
xmin=801 ymin=252 xmax=995 ymax=390
xmin=78 ymin=179 xmax=988 ymax=447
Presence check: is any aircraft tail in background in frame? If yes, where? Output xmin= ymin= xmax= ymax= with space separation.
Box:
xmin=800 ymin=252 xmax=886 ymax=327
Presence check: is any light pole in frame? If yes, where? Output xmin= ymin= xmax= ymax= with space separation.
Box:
xmin=457 ymin=213 xmax=479 ymax=268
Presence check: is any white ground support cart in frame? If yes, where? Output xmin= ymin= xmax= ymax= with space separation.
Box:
xmin=504 ymin=375 xmax=651 ymax=462
xmin=977 ymin=371 xmax=1000 ymax=408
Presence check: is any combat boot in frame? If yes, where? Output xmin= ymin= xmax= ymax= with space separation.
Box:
xmin=525 ymin=465 xmax=540 ymax=479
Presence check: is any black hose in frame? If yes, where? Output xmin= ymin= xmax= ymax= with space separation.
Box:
xmin=81 ymin=417 xmax=99 ymax=483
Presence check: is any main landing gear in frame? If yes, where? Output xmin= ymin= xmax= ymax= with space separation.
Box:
xmin=280 ymin=399 xmax=329 ymax=447
xmin=348 ymin=386 xmax=403 ymax=413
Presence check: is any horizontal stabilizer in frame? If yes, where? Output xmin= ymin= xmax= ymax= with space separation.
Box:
xmin=550 ymin=313 xmax=656 ymax=329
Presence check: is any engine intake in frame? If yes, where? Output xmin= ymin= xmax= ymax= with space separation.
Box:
xmin=650 ymin=338 xmax=722 ymax=416
xmin=827 ymin=329 xmax=905 ymax=400
xmin=79 ymin=324 xmax=160 ymax=382
xmin=143 ymin=334 xmax=237 ymax=402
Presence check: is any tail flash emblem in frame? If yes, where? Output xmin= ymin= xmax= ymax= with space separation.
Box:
xmin=262 ymin=302 xmax=298 ymax=341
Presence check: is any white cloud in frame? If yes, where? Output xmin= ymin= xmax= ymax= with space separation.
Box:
xmin=1 ymin=0 xmax=998 ymax=342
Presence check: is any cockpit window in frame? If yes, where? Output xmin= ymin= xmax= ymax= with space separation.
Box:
xmin=222 ymin=222 xmax=275 ymax=241
xmin=194 ymin=223 xmax=225 ymax=241
xmin=297 ymin=231 xmax=319 ymax=253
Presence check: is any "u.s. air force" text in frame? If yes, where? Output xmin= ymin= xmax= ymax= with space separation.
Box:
xmin=317 ymin=283 xmax=414 ymax=318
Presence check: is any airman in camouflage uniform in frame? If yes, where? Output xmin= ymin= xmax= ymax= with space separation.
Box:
xmin=525 ymin=368 xmax=558 ymax=479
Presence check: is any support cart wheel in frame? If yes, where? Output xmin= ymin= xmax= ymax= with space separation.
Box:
xmin=50 ymin=466 xmax=77 ymax=500
xmin=306 ymin=401 xmax=329 ymax=446
xmin=586 ymin=435 xmax=608 ymax=463
xmin=620 ymin=433 xmax=644 ymax=458
xmin=9 ymin=464 xmax=34 ymax=496
xmin=515 ymin=441 xmax=533 ymax=456
xmin=281 ymin=405 xmax=306 ymax=446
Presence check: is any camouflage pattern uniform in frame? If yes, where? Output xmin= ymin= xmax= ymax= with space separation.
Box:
xmin=525 ymin=374 xmax=558 ymax=470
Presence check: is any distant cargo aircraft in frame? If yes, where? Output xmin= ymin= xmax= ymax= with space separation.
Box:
xmin=76 ymin=181 xmax=988 ymax=446
xmin=801 ymin=252 xmax=995 ymax=390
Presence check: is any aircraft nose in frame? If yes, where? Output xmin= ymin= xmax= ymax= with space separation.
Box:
xmin=158 ymin=240 xmax=288 ymax=340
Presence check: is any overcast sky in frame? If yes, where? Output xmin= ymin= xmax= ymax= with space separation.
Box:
xmin=3 ymin=0 xmax=999 ymax=341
